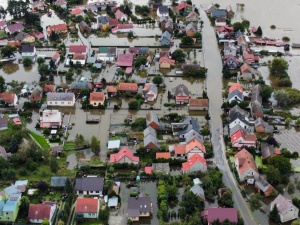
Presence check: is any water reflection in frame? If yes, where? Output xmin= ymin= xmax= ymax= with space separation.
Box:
xmin=2 ymin=63 xmax=20 ymax=75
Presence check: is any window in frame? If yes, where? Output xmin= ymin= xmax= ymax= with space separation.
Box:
xmin=68 ymin=102 xmax=71 ymax=104
xmin=61 ymin=102 xmax=64 ymax=104
xmin=55 ymin=102 xmax=57 ymax=104
xmin=50 ymin=102 xmax=52 ymax=104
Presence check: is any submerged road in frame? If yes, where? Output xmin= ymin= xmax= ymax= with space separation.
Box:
xmin=199 ymin=6 xmax=261 ymax=225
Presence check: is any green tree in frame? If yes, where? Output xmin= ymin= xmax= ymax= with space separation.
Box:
xmin=181 ymin=36 xmax=194 ymax=45
xmin=1 ymin=168 xmax=16 ymax=180
xmin=49 ymin=59 xmax=55 ymax=68
xmin=90 ymin=136 xmax=100 ymax=156
xmin=260 ymin=85 xmax=273 ymax=101
xmin=193 ymin=32 xmax=202 ymax=39
xmin=38 ymin=63 xmax=49 ymax=79
xmin=256 ymin=26 xmax=262 ymax=35
xmin=292 ymin=220 xmax=300 ymax=225
xmin=75 ymin=134 xmax=85 ymax=148
xmin=288 ymin=182 xmax=295 ymax=193
xmin=19 ymin=196 xmax=30 ymax=217
xmin=265 ymin=165 xmax=281 ymax=185
xmin=0 ymin=75 xmax=6 ymax=92
xmin=43 ymin=128 xmax=51 ymax=136
xmin=274 ymin=90 xmax=290 ymax=107
xmin=64 ymin=178 xmax=73 ymax=194
xmin=1 ymin=45 xmax=16 ymax=58
xmin=270 ymin=204 xmax=280 ymax=223
xmin=128 ymin=99 xmax=139 ymax=110
xmin=218 ymin=189 xmax=234 ymax=207
xmin=232 ymin=22 xmax=244 ymax=32
xmin=65 ymin=71 xmax=74 ymax=80
xmin=248 ymin=193 xmax=262 ymax=210
xmin=172 ymin=49 xmax=186 ymax=62
xmin=41 ymin=219 xmax=50 ymax=225
xmin=23 ymin=57 xmax=33 ymax=66
xmin=180 ymin=190 xmax=205 ymax=215
xmin=49 ymin=30 xmax=59 ymax=41
xmin=80 ymin=88 xmax=90 ymax=97
xmin=131 ymin=117 xmax=146 ymax=131
xmin=153 ymin=75 xmax=163 ymax=86
xmin=268 ymin=155 xmax=292 ymax=183
xmin=57 ymin=220 xmax=65 ymax=225
xmin=50 ymin=155 xmax=59 ymax=174
xmin=269 ymin=57 xmax=289 ymax=76
xmin=37 ymin=57 xmax=45 ymax=65
xmin=205 ymin=112 xmax=211 ymax=122
xmin=134 ymin=56 xmax=147 ymax=68
xmin=241 ymin=20 xmax=250 ymax=28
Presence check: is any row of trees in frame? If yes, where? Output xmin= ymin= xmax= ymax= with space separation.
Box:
xmin=75 ymin=134 xmax=101 ymax=155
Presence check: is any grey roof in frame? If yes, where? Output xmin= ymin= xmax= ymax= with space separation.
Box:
xmin=173 ymin=84 xmax=190 ymax=97
xmin=255 ymin=176 xmax=272 ymax=192
xmin=15 ymin=32 xmax=29 ymax=41
xmin=230 ymin=124 xmax=248 ymax=136
xmin=144 ymin=126 xmax=157 ymax=137
xmin=185 ymin=129 xmax=203 ymax=143
xmin=130 ymin=187 xmax=139 ymax=193
xmin=32 ymin=86 xmax=43 ymax=96
xmin=47 ymin=92 xmax=74 ymax=101
xmin=228 ymin=112 xmax=250 ymax=126
xmin=108 ymin=197 xmax=118 ymax=207
xmin=143 ymin=83 xmax=157 ymax=97
xmin=271 ymin=194 xmax=297 ymax=215
xmin=250 ymin=101 xmax=262 ymax=115
xmin=98 ymin=15 xmax=109 ymax=24
xmin=152 ymin=163 xmax=170 ymax=173
xmin=173 ymin=117 xmax=200 ymax=136
xmin=229 ymin=105 xmax=249 ymax=118
xmin=255 ymin=118 xmax=273 ymax=130
xmin=0 ymin=116 xmax=8 ymax=129
xmin=261 ymin=143 xmax=275 ymax=159
xmin=79 ymin=21 xmax=89 ymax=29
xmin=251 ymin=93 xmax=262 ymax=105
xmin=93 ymin=63 xmax=102 ymax=69
xmin=4 ymin=185 xmax=21 ymax=196
xmin=251 ymin=84 xmax=262 ymax=95
xmin=190 ymin=185 xmax=205 ymax=199
xmin=160 ymin=30 xmax=172 ymax=41
xmin=186 ymin=22 xmax=197 ymax=31
xmin=70 ymin=82 xmax=90 ymax=90
xmin=211 ymin=9 xmax=227 ymax=18
xmin=139 ymin=47 xmax=149 ymax=55
xmin=166 ymin=20 xmax=173 ymax=28
xmin=144 ymin=134 xmax=159 ymax=148
xmin=87 ymin=57 xmax=97 ymax=64
xmin=22 ymin=45 xmax=35 ymax=53
xmin=146 ymin=112 xmax=159 ymax=127
xmin=128 ymin=196 xmax=152 ymax=217
xmin=158 ymin=6 xmax=168 ymax=14
xmin=50 ymin=176 xmax=68 ymax=187
xmin=228 ymin=89 xmax=243 ymax=101
xmin=75 ymin=177 xmax=104 ymax=192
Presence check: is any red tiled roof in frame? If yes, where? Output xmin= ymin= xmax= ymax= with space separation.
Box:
xmin=28 ymin=204 xmax=51 ymax=220
xmin=174 ymin=144 xmax=186 ymax=155
xmin=107 ymin=86 xmax=117 ymax=93
xmin=234 ymin=148 xmax=258 ymax=174
xmin=176 ymin=2 xmax=192 ymax=10
xmin=52 ymin=52 xmax=60 ymax=61
xmin=112 ymin=24 xmax=133 ymax=32
xmin=175 ymin=96 xmax=190 ymax=101
xmin=69 ymin=45 xmax=87 ymax=54
xmin=145 ymin=166 xmax=152 ymax=174
xmin=217 ymin=25 xmax=234 ymax=33
xmin=243 ymin=54 xmax=255 ymax=63
xmin=110 ymin=147 xmax=139 ymax=163
xmin=228 ymin=83 xmax=243 ymax=93
xmin=182 ymin=153 xmax=207 ymax=171
xmin=202 ymin=207 xmax=238 ymax=224
xmin=47 ymin=23 xmax=67 ymax=35
xmin=0 ymin=93 xmax=15 ymax=103
xmin=34 ymin=31 xmax=44 ymax=39
xmin=117 ymin=53 xmax=133 ymax=67
xmin=117 ymin=83 xmax=138 ymax=92
xmin=115 ymin=9 xmax=127 ymax=20
xmin=156 ymin=152 xmax=171 ymax=159
xmin=73 ymin=53 xmax=86 ymax=60
xmin=8 ymin=41 xmax=21 ymax=47
xmin=186 ymin=138 xmax=206 ymax=154
xmin=44 ymin=84 xmax=55 ymax=92
xmin=0 ymin=21 xmax=6 ymax=26
xmin=275 ymin=149 xmax=281 ymax=155
xmin=189 ymin=98 xmax=209 ymax=107
xmin=71 ymin=8 xmax=83 ymax=15
xmin=159 ymin=55 xmax=175 ymax=64
xmin=109 ymin=18 xmax=119 ymax=26
xmin=76 ymin=198 xmax=98 ymax=213
xmin=90 ymin=92 xmax=105 ymax=102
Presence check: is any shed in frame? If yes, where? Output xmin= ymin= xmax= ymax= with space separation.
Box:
xmin=108 ymin=197 xmax=118 ymax=207
xmin=108 ymin=140 xmax=121 ymax=150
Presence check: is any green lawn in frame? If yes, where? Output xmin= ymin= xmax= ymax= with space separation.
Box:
xmin=30 ymin=131 xmax=50 ymax=150
xmin=0 ymin=31 xmax=7 ymax=38
xmin=255 ymin=156 xmax=267 ymax=169
xmin=64 ymin=141 xmax=76 ymax=149
xmin=229 ymin=156 xmax=235 ymax=164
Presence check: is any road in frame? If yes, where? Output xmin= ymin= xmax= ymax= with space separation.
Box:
xmin=199 ymin=6 xmax=260 ymax=225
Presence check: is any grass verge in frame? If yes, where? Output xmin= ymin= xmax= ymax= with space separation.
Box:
xmin=30 ymin=131 xmax=50 ymax=150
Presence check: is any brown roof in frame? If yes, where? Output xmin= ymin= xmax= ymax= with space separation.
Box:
xmin=73 ymin=53 xmax=86 ymax=60
xmin=156 ymin=152 xmax=171 ymax=159
xmin=189 ymin=98 xmax=208 ymax=107
xmin=76 ymin=198 xmax=98 ymax=213
xmin=90 ymin=92 xmax=105 ymax=102
xmin=117 ymin=83 xmax=138 ymax=92
xmin=234 ymin=148 xmax=258 ymax=175
xmin=44 ymin=84 xmax=55 ymax=92
xmin=107 ymin=86 xmax=117 ymax=93
xmin=0 ymin=93 xmax=15 ymax=103
xmin=28 ymin=204 xmax=51 ymax=220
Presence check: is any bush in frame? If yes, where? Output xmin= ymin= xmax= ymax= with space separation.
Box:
xmin=270 ymin=25 xmax=276 ymax=29
xmin=282 ymin=36 xmax=290 ymax=42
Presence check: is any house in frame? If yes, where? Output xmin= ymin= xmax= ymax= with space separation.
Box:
xmin=30 ymin=86 xmax=43 ymax=103
xmin=188 ymin=98 xmax=209 ymax=111
xmin=234 ymin=148 xmax=259 ymax=183
xmin=159 ymin=16 xmax=168 ymax=28
xmin=5 ymin=23 xmax=24 ymax=34
xmin=69 ymin=45 xmax=88 ymax=55
xmin=75 ymin=198 xmax=99 ymax=219
xmin=226 ymin=5 xmax=234 ymax=17
xmin=165 ymin=20 xmax=174 ymax=33
xmin=211 ymin=9 xmax=227 ymax=18
xmin=0 ymin=146 xmax=11 ymax=160
xmin=144 ymin=128 xmax=160 ymax=149
xmin=109 ymin=18 xmax=119 ymax=28
xmin=224 ymin=55 xmax=242 ymax=70
xmin=190 ymin=185 xmax=205 ymax=200
xmin=28 ymin=204 xmax=57 ymax=225
xmin=250 ymin=93 xmax=263 ymax=118
xmin=157 ymin=6 xmax=169 ymax=18
xmin=217 ymin=25 xmax=234 ymax=39
xmin=160 ymin=30 xmax=172 ymax=46
xmin=70 ymin=82 xmax=92 ymax=94
xmin=110 ymin=147 xmax=139 ymax=164
xmin=159 ymin=55 xmax=175 ymax=69
xmin=182 ymin=153 xmax=207 ymax=173
xmin=0 ymin=20 xmax=7 ymax=30
xmin=21 ymin=45 xmax=36 ymax=61
xmin=215 ymin=17 xmax=227 ymax=27
xmin=185 ymin=137 xmax=206 ymax=158
xmin=261 ymin=143 xmax=275 ymax=160
xmin=108 ymin=197 xmax=118 ymax=208
xmin=107 ymin=86 xmax=117 ymax=97
xmin=52 ymin=52 xmax=60 ymax=66
xmin=127 ymin=195 xmax=152 ymax=221
xmin=175 ymin=2 xmax=192 ymax=15
xmin=15 ymin=32 xmax=35 ymax=43
xmin=46 ymin=23 xmax=68 ymax=36
xmin=201 ymin=207 xmax=238 ymax=225
xmin=255 ymin=175 xmax=273 ymax=197
xmin=89 ymin=0 xmax=117 ymax=10
xmin=230 ymin=124 xmax=248 ymax=136
xmin=156 ymin=152 xmax=171 ymax=159
xmin=146 ymin=112 xmax=160 ymax=130
xmin=255 ymin=118 xmax=273 ymax=133
xmin=205 ymin=4 xmax=217 ymax=14
xmin=0 ymin=199 xmax=20 ymax=223
xmin=173 ymin=84 xmax=190 ymax=104
xmin=79 ymin=21 xmax=91 ymax=34
xmin=142 ymin=83 xmax=157 ymax=101
xmin=71 ymin=8 xmax=84 ymax=15
xmin=237 ymin=35 xmax=247 ymax=47
xmin=228 ymin=83 xmax=243 ymax=93
xmin=75 ymin=177 xmax=104 ymax=196
xmin=115 ymin=9 xmax=128 ymax=21
xmin=90 ymin=92 xmax=106 ymax=107
xmin=117 ymin=83 xmax=138 ymax=93
xmin=229 ymin=105 xmax=249 ymax=117
xmin=171 ymin=116 xmax=199 ymax=138
xmin=47 ymin=92 xmax=75 ymax=107
xmin=224 ymin=43 xmax=238 ymax=56
xmin=228 ymin=89 xmax=244 ymax=103
xmin=31 ymin=1 xmax=47 ymax=11
xmin=117 ymin=53 xmax=133 ymax=67
xmin=251 ymin=84 xmax=262 ymax=95
xmin=98 ymin=46 xmax=117 ymax=61
xmin=186 ymin=11 xmax=199 ymax=22
xmin=0 ymin=93 xmax=18 ymax=106
xmin=97 ymin=15 xmax=109 ymax=29
xmin=129 ymin=47 xmax=140 ymax=56
xmin=231 ymin=130 xmax=257 ymax=149
xmin=228 ymin=111 xmax=250 ymax=129
xmin=55 ymin=0 xmax=67 ymax=8
xmin=40 ymin=110 xmax=62 ymax=128
xmin=270 ymin=194 xmax=299 ymax=223
xmin=112 ymin=24 xmax=133 ymax=33
xmin=240 ymin=63 xmax=255 ymax=80
xmin=186 ymin=22 xmax=197 ymax=37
